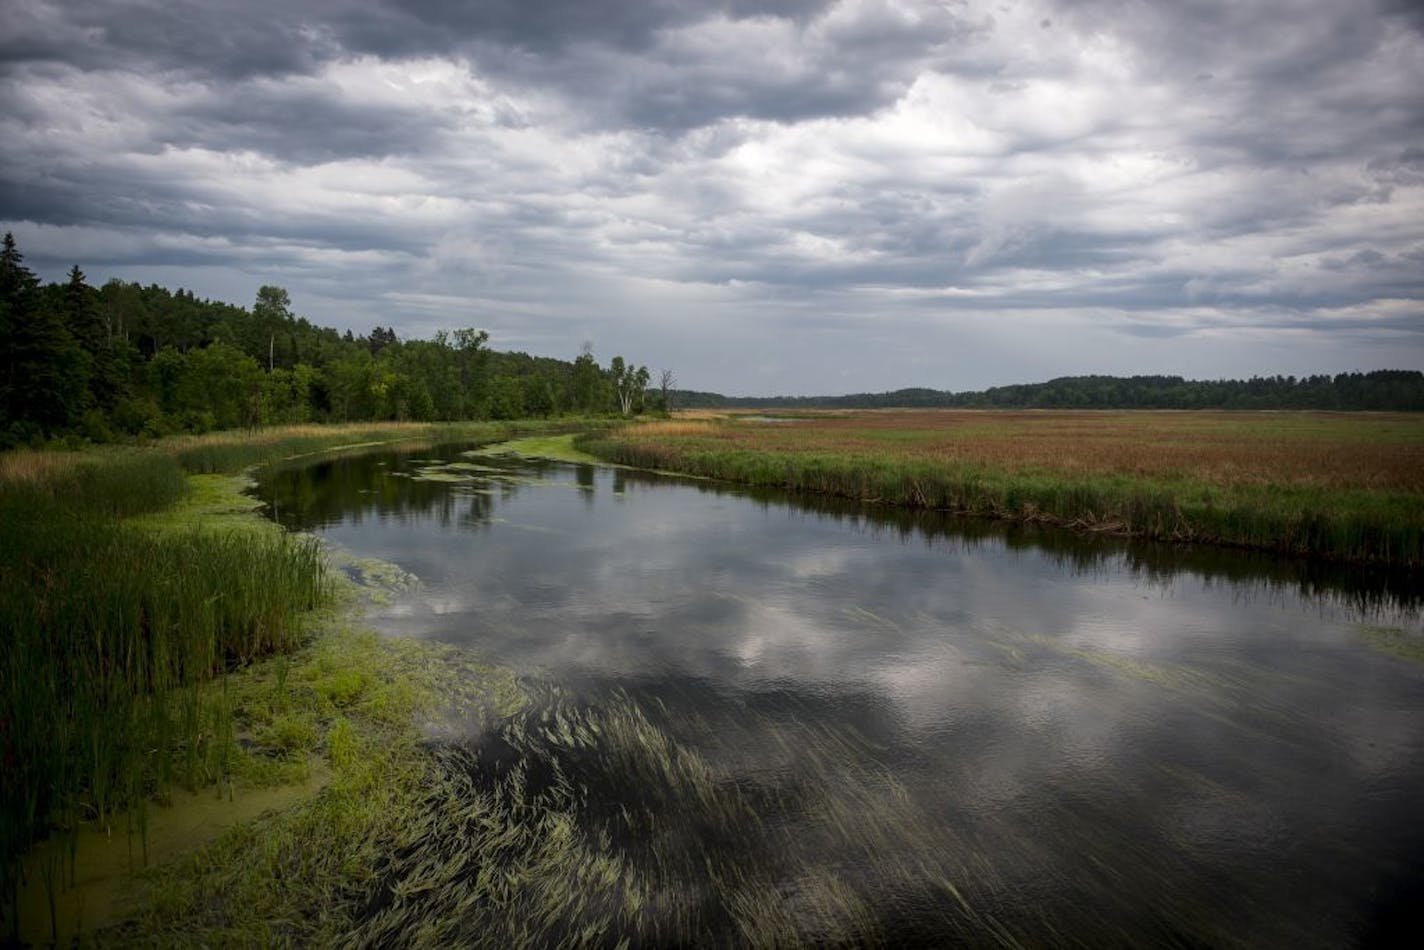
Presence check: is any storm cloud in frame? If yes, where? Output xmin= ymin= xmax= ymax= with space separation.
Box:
xmin=2 ymin=0 xmax=1420 ymax=393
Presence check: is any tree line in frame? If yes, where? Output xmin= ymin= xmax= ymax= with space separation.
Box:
xmin=0 ymin=233 xmax=662 ymax=446
xmin=674 ymin=371 xmax=1424 ymax=412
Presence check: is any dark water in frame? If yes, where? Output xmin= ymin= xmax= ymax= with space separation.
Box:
xmin=258 ymin=442 xmax=1424 ymax=946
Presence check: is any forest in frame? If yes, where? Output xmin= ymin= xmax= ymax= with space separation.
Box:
xmin=677 ymin=372 xmax=1424 ymax=412
xmin=0 ymin=233 xmax=656 ymax=447
xmin=5 ymin=230 xmax=1421 ymax=450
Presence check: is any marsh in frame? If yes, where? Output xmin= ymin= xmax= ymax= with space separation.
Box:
xmin=258 ymin=442 xmax=1424 ymax=946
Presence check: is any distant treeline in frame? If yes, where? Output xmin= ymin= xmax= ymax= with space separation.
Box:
xmin=674 ymin=371 xmax=1424 ymax=412
xmin=0 ymin=233 xmax=657 ymax=446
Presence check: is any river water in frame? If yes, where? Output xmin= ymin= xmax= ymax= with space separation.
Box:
xmin=257 ymin=441 xmax=1424 ymax=946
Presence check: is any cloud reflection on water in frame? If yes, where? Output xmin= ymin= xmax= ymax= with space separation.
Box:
xmin=257 ymin=444 xmax=1424 ymax=945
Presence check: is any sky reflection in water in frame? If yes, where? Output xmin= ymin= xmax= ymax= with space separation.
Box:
xmin=258 ymin=443 xmax=1424 ymax=945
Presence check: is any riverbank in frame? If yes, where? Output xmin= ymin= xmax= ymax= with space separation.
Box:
xmin=0 ymin=422 xmax=539 ymax=943
xmin=578 ymin=410 xmax=1424 ymax=566
xmin=11 ymin=417 xmax=1418 ymax=944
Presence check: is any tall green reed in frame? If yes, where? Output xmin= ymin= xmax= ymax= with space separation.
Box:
xmin=0 ymin=450 xmax=329 ymax=937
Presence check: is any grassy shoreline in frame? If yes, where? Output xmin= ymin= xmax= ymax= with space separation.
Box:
xmin=578 ymin=411 xmax=1424 ymax=566
xmin=6 ymin=419 xmax=1416 ymax=944
xmin=0 ymin=422 xmax=539 ymax=943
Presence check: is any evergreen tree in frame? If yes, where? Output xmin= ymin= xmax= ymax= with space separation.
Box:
xmin=0 ymin=233 xmax=27 ymax=419
xmin=61 ymin=264 xmax=127 ymax=413
xmin=62 ymin=266 xmax=103 ymax=351
xmin=1 ymin=234 xmax=87 ymax=439
xmin=571 ymin=343 xmax=601 ymax=413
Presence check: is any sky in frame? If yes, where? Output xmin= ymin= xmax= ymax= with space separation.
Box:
xmin=2 ymin=0 xmax=1422 ymax=395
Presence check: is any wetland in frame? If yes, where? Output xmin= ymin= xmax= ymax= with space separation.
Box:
xmin=251 ymin=438 xmax=1424 ymax=946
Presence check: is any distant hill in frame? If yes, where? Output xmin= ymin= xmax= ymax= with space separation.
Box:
xmin=672 ymin=371 xmax=1424 ymax=412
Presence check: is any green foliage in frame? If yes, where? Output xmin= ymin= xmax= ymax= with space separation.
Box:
xmin=486 ymin=374 xmax=525 ymax=420
xmin=2 ymin=237 xmax=88 ymax=440
xmin=610 ymin=355 xmax=650 ymax=415
xmin=0 ymin=233 xmax=658 ymax=443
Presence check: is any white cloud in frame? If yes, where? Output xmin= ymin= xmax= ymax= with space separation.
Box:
xmin=2 ymin=0 xmax=1421 ymax=392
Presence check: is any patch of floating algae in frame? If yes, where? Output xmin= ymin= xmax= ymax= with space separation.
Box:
xmin=1356 ymin=625 xmax=1424 ymax=664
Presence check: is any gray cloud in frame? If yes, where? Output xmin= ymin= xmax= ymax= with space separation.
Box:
xmin=0 ymin=0 xmax=329 ymax=77
xmin=171 ymin=87 xmax=455 ymax=164
xmin=2 ymin=0 xmax=1422 ymax=394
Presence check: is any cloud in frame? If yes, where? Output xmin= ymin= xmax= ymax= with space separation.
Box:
xmin=2 ymin=0 xmax=1421 ymax=393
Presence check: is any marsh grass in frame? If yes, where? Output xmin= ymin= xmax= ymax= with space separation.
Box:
xmin=0 ymin=485 xmax=330 ymax=939
xmin=483 ymin=432 xmax=607 ymax=465
xmin=0 ymin=419 xmax=569 ymax=941
xmin=0 ymin=447 xmax=189 ymax=517
xmin=582 ymin=411 xmax=1424 ymax=564
xmin=0 ymin=434 xmax=344 ymax=938
xmin=95 ymin=630 xmax=526 ymax=946
xmin=1 ymin=418 xmax=559 ymax=885
xmin=167 ymin=420 xmax=541 ymax=474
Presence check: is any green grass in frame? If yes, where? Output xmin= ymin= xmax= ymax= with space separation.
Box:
xmin=483 ymin=432 xmax=606 ymax=465
xmin=0 ymin=421 xmax=562 ymax=942
xmin=0 ymin=458 xmax=332 ymax=939
xmin=579 ymin=415 xmax=1424 ymax=565
xmin=166 ymin=420 xmax=550 ymax=474
xmin=6 ymin=419 xmax=1373 ymax=945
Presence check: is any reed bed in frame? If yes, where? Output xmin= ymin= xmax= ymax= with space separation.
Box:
xmin=0 ymin=445 xmax=333 ymax=937
xmin=1 ymin=419 xmax=594 ymax=938
xmin=1 ymin=420 xmax=588 ymax=938
xmin=167 ymin=420 xmax=538 ymax=474
xmin=0 ymin=448 xmax=189 ymax=517
xmin=581 ymin=410 xmax=1424 ymax=565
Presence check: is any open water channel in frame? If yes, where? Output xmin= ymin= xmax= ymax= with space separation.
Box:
xmin=257 ymin=441 xmax=1424 ymax=946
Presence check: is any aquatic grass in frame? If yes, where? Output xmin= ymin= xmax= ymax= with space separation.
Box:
xmin=0 ymin=422 xmax=583 ymax=940
xmin=4 ymin=547 xmax=519 ymax=944
xmin=120 ymin=681 xmax=1267 ymax=948
xmin=0 ymin=444 xmax=336 ymax=940
xmin=1356 ymin=625 xmax=1424 ymax=664
xmin=168 ymin=419 xmax=575 ymax=475
xmin=88 ymin=628 xmax=527 ymax=946
xmin=580 ymin=411 xmax=1424 ymax=565
xmin=482 ymin=432 xmax=607 ymax=465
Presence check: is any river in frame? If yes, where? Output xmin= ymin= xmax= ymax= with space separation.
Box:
xmin=257 ymin=440 xmax=1424 ymax=946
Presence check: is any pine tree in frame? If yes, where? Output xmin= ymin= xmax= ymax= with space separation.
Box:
xmin=62 ymin=264 xmax=124 ymax=412
xmin=0 ymin=233 xmax=28 ymax=416
xmin=1 ymin=234 xmax=86 ymax=437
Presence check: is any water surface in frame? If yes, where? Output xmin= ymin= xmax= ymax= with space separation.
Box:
xmin=258 ymin=443 xmax=1424 ymax=946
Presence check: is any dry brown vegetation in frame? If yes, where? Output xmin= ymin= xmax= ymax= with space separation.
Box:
xmin=646 ymin=410 xmax=1424 ymax=493
xmin=585 ymin=410 xmax=1424 ymax=563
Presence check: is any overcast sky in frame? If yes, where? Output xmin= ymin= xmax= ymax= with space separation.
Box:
xmin=3 ymin=0 xmax=1421 ymax=394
